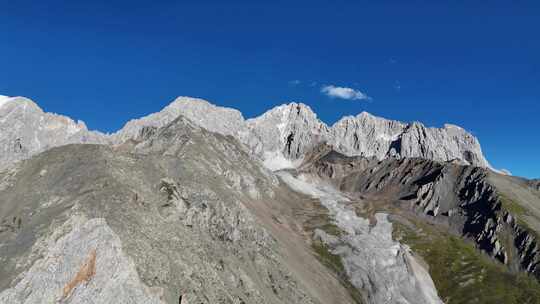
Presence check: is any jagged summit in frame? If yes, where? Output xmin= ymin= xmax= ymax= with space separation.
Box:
xmin=0 ymin=96 xmax=41 ymax=111
xmin=0 ymin=95 xmax=491 ymax=171
xmin=0 ymin=96 xmax=108 ymax=169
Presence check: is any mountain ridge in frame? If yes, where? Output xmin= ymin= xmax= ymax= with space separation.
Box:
xmin=2 ymin=95 xmax=540 ymax=304
xmin=0 ymin=95 xmax=492 ymax=173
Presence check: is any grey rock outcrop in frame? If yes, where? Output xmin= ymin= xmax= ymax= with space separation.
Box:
xmin=249 ymin=104 xmax=489 ymax=168
xmin=0 ymin=216 xmax=164 ymax=304
xmin=0 ymin=96 xmax=108 ymax=169
xmin=111 ymin=97 xmax=246 ymax=143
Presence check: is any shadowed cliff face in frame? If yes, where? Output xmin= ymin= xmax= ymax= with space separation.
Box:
xmin=0 ymin=116 xmax=359 ymax=304
xmin=297 ymin=145 xmax=540 ymax=289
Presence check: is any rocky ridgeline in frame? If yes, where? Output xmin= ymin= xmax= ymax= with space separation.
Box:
xmin=112 ymin=97 xmax=490 ymax=170
xmin=0 ymin=97 xmax=108 ymax=169
xmin=0 ymin=115 xmax=357 ymax=304
xmin=0 ymin=96 xmax=490 ymax=171
xmin=300 ymin=146 xmax=540 ymax=280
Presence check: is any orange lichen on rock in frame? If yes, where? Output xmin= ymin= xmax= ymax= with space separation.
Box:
xmin=62 ymin=249 xmax=97 ymax=299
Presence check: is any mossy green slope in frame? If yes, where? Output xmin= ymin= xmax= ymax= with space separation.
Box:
xmin=394 ymin=221 xmax=540 ymax=304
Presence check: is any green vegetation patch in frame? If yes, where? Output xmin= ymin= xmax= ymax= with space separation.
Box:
xmin=304 ymin=211 xmax=345 ymax=238
xmin=499 ymin=194 xmax=540 ymax=242
xmin=500 ymin=194 xmax=528 ymax=217
xmin=302 ymin=203 xmax=364 ymax=303
xmin=393 ymin=221 xmax=540 ymax=304
xmin=312 ymin=241 xmax=346 ymax=274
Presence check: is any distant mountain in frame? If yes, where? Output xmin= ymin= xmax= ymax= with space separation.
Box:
xmin=0 ymin=95 xmax=491 ymax=171
xmin=0 ymin=96 xmax=108 ymax=169
xmin=112 ymin=97 xmax=491 ymax=171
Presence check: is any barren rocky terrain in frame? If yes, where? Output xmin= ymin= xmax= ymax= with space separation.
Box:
xmin=1 ymin=96 xmax=539 ymax=303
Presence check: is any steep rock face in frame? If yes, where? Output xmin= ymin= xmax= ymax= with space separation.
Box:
xmin=399 ymin=122 xmax=487 ymax=166
xmin=300 ymin=147 xmax=540 ymax=280
xmin=0 ymin=96 xmax=108 ymax=169
xmin=329 ymin=112 xmax=405 ymax=159
xmin=0 ymin=116 xmax=357 ymax=304
xmin=245 ymin=103 xmax=330 ymax=169
xmin=246 ymin=105 xmax=489 ymax=169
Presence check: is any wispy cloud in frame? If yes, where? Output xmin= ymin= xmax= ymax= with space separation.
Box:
xmin=288 ymin=80 xmax=301 ymax=86
xmin=393 ymin=80 xmax=401 ymax=92
xmin=321 ymin=85 xmax=371 ymax=101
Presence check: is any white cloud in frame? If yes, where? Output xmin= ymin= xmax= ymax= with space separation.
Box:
xmin=321 ymin=85 xmax=371 ymax=101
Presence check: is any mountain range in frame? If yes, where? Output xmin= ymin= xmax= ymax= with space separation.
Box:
xmin=1 ymin=95 xmax=539 ymax=304
xmin=0 ymin=96 xmax=490 ymax=171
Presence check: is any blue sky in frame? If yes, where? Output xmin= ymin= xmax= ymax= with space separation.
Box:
xmin=0 ymin=1 xmax=538 ymax=178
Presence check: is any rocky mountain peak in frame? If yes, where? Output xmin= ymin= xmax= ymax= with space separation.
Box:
xmin=0 ymin=95 xmax=492 ymax=172
xmin=0 ymin=96 xmax=108 ymax=169
xmin=248 ymin=102 xmax=319 ymax=125
xmin=0 ymin=96 xmax=41 ymax=113
xmin=357 ymin=111 xmax=374 ymax=119
xmin=111 ymin=96 xmax=245 ymax=144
